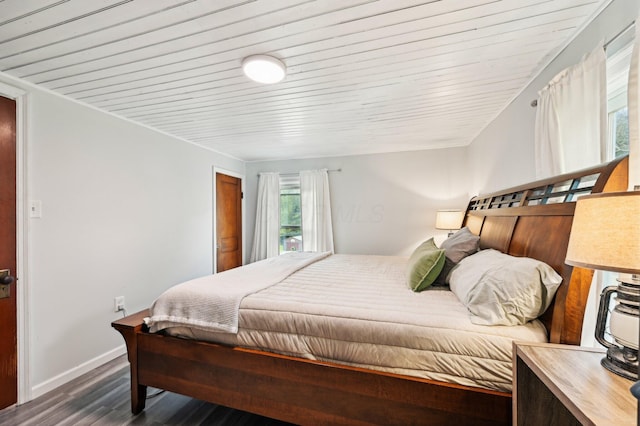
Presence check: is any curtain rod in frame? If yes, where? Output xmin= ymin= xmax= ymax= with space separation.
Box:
xmin=258 ymin=168 xmax=342 ymax=177
xmin=605 ymin=20 xmax=635 ymax=49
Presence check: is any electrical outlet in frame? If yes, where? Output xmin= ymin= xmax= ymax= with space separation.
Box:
xmin=114 ymin=296 xmax=125 ymax=312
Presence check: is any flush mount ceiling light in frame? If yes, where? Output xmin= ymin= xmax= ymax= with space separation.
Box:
xmin=242 ymin=54 xmax=286 ymax=84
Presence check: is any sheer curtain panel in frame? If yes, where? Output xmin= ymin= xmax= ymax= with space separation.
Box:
xmin=300 ymin=169 xmax=334 ymax=253
xmin=628 ymin=22 xmax=640 ymax=189
xmin=250 ymin=172 xmax=280 ymax=262
xmin=534 ymin=45 xmax=607 ymax=178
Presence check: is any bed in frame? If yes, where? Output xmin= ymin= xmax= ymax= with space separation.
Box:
xmin=113 ymin=155 xmax=628 ymax=425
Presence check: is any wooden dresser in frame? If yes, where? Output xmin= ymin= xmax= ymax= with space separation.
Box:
xmin=513 ymin=342 xmax=636 ymax=425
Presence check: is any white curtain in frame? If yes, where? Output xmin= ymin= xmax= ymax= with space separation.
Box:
xmin=628 ymin=21 xmax=640 ymax=189
xmin=300 ymin=169 xmax=334 ymax=253
xmin=249 ymin=172 xmax=280 ymax=262
xmin=534 ymin=45 xmax=607 ymax=178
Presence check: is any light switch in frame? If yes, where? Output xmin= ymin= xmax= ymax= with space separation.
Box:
xmin=30 ymin=200 xmax=42 ymax=218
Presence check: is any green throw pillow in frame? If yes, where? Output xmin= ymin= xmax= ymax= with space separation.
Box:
xmin=407 ymin=238 xmax=446 ymax=292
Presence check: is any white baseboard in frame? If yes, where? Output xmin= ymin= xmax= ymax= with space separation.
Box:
xmin=30 ymin=345 xmax=126 ymax=400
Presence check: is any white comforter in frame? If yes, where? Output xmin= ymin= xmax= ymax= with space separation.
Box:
xmin=153 ymin=253 xmax=549 ymax=392
xmin=145 ymin=251 xmax=330 ymax=333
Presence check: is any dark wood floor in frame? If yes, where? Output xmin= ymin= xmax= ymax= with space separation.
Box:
xmin=0 ymin=355 xmax=295 ymax=426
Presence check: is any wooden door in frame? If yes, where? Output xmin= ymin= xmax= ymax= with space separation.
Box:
xmin=0 ymin=96 xmax=17 ymax=409
xmin=216 ymin=173 xmax=242 ymax=272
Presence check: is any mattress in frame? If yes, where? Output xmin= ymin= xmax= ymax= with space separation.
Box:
xmin=161 ymin=254 xmax=549 ymax=392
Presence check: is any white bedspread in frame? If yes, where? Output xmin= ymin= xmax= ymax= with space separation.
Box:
xmin=162 ymin=254 xmax=549 ymax=392
xmin=145 ymin=251 xmax=330 ymax=333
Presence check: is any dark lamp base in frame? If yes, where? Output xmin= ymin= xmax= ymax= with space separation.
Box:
xmin=601 ymin=346 xmax=638 ymax=381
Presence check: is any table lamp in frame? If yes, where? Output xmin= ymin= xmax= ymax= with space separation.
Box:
xmin=565 ymin=191 xmax=640 ymax=380
xmin=435 ymin=210 xmax=465 ymax=237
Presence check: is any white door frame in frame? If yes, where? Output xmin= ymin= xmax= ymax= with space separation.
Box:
xmin=0 ymin=80 xmax=31 ymax=404
xmin=212 ymin=167 xmax=245 ymax=273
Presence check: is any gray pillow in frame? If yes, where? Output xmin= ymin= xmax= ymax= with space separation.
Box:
xmin=449 ymin=249 xmax=562 ymax=326
xmin=433 ymin=227 xmax=479 ymax=285
xmin=406 ymin=238 xmax=446 ymax=292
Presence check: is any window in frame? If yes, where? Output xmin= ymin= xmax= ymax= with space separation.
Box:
xmin=587 ymin=25 xmax=636 ymax=347
xmin=279 ymin=176 xmax=302 ymax=253
xmin=606 ymin=25 xmax=634 ymax=159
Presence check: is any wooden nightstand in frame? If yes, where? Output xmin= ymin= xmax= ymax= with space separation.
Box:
xmin=513 ymin=342 xmax=636 ymax=426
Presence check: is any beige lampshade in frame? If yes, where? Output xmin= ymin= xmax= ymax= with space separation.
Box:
xmin=565 ymin=191 xmax=640 ymax=274
xmin=435 ymin=210 xmax=464 ymax=231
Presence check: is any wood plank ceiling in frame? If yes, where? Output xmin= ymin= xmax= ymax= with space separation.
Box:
xmin=0 ymin=0 xmax=608 ymax=161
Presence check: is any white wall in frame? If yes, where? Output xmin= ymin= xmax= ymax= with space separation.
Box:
xmin=245 ymin=147 xmax=470 ymax=260
xmin=1 ymin=74 xmax=244 ymax=397
xmin=468 ymin=0 xmax=639 ymax=194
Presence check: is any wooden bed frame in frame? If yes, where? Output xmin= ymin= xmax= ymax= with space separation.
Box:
xmin=113 ymin=156 xmax=628 ymax=425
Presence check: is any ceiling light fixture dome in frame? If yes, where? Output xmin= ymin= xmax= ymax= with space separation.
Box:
xmin=242 ymin=54 xmax=286 ymax=84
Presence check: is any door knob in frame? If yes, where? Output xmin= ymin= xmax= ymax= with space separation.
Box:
xmin=1 ymin=274 xmax=14 ymax=285
xmin=0 ymin=269 xmax=14 ymax=299
xmin=0 ymin=269 xmax=14 ymax=285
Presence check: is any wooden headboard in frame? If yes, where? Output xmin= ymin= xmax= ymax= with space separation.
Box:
xmin=463 ymin=156 xmax=628 ymax=345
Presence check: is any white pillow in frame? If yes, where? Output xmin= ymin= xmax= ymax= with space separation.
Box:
xmin=449 ymin=249 xmax=562 ymax=326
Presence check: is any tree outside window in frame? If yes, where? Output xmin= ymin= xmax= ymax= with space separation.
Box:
xmin=280 ymin=185 xmax=302 ymax=253
xmin=613 ymin=107 xmax=629 ymax=158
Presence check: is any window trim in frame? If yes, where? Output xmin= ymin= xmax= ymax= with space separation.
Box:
xmin=605 ymin=24 xmax=634 ymax=160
